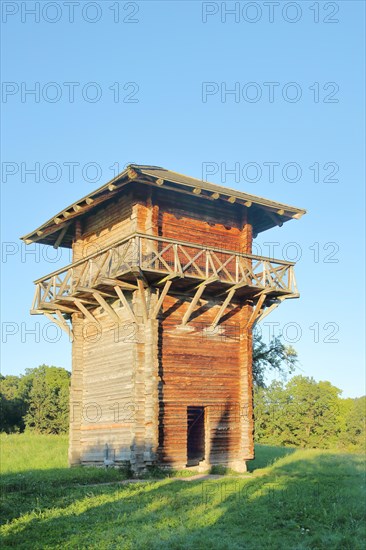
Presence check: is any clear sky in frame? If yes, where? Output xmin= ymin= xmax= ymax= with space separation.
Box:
xmin=1 ymin=0 xmax=365 ymax=397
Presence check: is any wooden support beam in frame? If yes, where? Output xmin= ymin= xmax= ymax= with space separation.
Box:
xmin=62 ymin=296 xmax=96 ymax=306
xmin=43 ymin=310 xmax=60 ymax=324
xmin=230 ymin=280 xmax=251 ymax=291
xmin=157 ymin=272 xmax=182 ymax=285
xmin=182 ymin=283 xmax=208 ymax=326
xmin=211 ymin=192 xmax=220 ymax=199
xmin=228 ymin=196 xmax=236 ymax=204
xmin=31 ymin=284 xmax=41 ymax=310
xmin=55 ymin=310 xmax=74 ymax=340
xmin=216 ymin=284 xmax=242 ymax=298
xmin=108 ymin=183 xmax=117 ymax=191
xmin=211 ymin=287 xmax=236 ymax=329
xmin=252 ymin=288 xmax=272 ymax=300
xmin=137 ymin=279 xmax=149 ymax=323
xmin=256 ymin=297 xmax=285 ymax=324
xmin=40 ymin=302 xmax=77 ymax=314
xmin=24 ymin=221 xmax=72 ymax=244
xmin=266 ymin=209 xmax=283 ymax=227
xmin=73 ymin=204 xmax=82 ymax=212
xmin=73 ymin=298 xmax=100 ymax=324
xmin=244 ymin=201 xmax=252 ymax=207
xmin=247 ymin=293 xmax=266 ymax=329
xmin=193 ymin=187 xmax=201 ymax=195
xmin=85 ymin=197 xmax=94 ymax=205
xmin=76 ymin=286 xmax=116 ymax=299
xmin=44 ymin=311 xmax=73 ymax=341
xmin=152 ymin=280 xmax=172 ymax=319
xmin=99 ymin=277 xmax=138 ymax=291
xmin=53 ymin=224 xmax=70 ymax=250
xmin=191 ymin=275 xmax=219 ymax=291
xmin=114 ymin=286 xmax=137 ymax=323
xmin=92 ymin=291 xmax=121 ymax=324
xmin=156 ymin=178 xmax=164 ymax=186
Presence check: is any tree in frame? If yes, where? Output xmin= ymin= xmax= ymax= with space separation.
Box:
xmin=24 ymin=365 xmax=70 ymax=434
xmin=338 ymin=396 xmax=366 ymax=449
xmin=252 ymin=331 xmax=298 ymax=388
xmin=254 ymin=376 xmax=347 ymax=449
xmin=0 ymin=375 xmax=26 ymax=433
xmin=284 ymin=376 xmax=342 ymax=448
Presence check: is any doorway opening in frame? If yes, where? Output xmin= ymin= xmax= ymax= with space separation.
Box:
xmin=187 ymin=406 xmax=205 ymax=465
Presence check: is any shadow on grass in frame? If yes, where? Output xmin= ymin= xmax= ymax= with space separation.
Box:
xmin=0 ymin=466 xmax=130 ymax=526
xmin=1 ymin=449 xmax=364 ymax=549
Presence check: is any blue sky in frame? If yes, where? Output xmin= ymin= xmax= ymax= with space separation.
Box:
xmin=1 ymin=0 xmax=365 ymax=397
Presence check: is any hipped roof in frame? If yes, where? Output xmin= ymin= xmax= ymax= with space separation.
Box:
xmin=20 ymin=164 xmax=306 ymax=248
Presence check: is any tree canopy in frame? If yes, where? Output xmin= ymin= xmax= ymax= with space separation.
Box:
xmin=0 ymin=365 xmax=70 ymax=434
xmin=254 ymin=376 xmax=365 ymax=450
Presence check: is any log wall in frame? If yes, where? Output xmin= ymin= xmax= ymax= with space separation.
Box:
xmin=68 ymin=184 xmax=254 ymax=470
xmin=158 ymin=297 xmax=253 ymax=468
xmin=69 ymin=302 xmax=136 ymax=464
xmin=73 ymin=191 xmax=135 ymax=261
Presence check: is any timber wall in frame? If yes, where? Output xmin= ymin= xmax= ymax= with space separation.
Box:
xmin=158 ymin=297 xmax=253 ymax=468
xmin=68 ymin=184 xmax=254 ymax=468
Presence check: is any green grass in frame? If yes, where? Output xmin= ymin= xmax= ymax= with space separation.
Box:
xmin=0 ymin=433 xmax=69 ymax=473
xmin=1 ymin=434 xmax=365 ymax=549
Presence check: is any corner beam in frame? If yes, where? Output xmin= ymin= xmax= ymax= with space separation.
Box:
xmin=137 ymin=279 xmax=149 ymax=323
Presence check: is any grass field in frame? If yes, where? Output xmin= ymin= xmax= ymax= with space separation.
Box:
xmin=0 ymin=434 xmax=365 ymax=549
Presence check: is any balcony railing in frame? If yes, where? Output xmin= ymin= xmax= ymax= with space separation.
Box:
xmin=31 ymin=233 xmax=298 ymax=312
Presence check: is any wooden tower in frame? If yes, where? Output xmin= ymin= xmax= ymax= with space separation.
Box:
xmin=22 ymin=165 xmax=305 ymax=472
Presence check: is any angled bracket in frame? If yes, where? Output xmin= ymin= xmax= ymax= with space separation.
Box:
xmin=44 ymin=310 xmax=73 ymax=341
xmin=114 ymin=285 xmax=138 ymax=324
xmin=210 ymin=287 xmax=236 ymax=329
xmin=92 ymin=291 xmax=121 ymax=324
xmin=181 ymin=276 xmax=218 ymax=326
xmin=152 ymin=279 xmax=172 ymax=319
xmin=157 ymin=272 xmax=182 ymax=286
xmin=73 ymin=298 xmax=101 ymax=325
xmin=255 ymin=296 xmax=286 ymax=325
xmin=53 ymin=223 xmax=71 ymax=250
xmin=247 ymin=292 xmax=267 ymax=330
xmin=99 ymin=277 xmax=138 ymax=291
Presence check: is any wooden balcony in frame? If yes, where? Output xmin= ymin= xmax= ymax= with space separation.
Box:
xmin=31 ymin=233 xmax=299 ymax=319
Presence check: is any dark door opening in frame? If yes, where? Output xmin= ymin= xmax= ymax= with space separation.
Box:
xmin=187 ymin=406 xmax=205 ymax=465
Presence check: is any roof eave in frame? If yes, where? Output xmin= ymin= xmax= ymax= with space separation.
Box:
xmin=20 ymin=164 xmax=306 ymax=246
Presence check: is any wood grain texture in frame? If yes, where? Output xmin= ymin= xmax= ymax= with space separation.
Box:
xmin=66 ymin=185 xmax=255 ymax=470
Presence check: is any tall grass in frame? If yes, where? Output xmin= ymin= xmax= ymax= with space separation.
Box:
xmin=0 ymin=433 xmax=68 ymax=473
